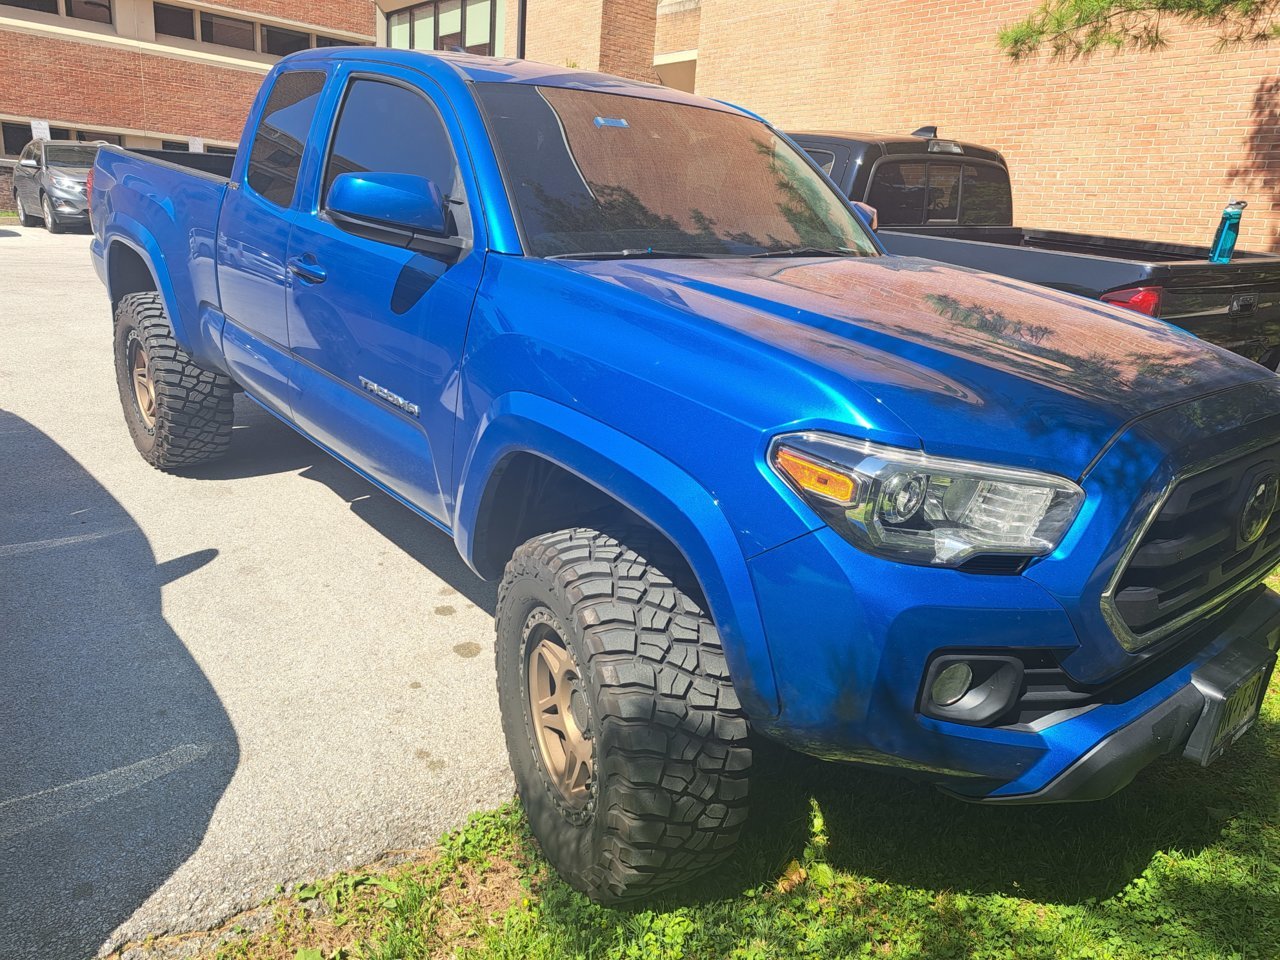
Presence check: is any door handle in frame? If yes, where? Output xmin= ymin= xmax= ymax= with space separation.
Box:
xmin=288 ymin=256 xmax=327 ymax=284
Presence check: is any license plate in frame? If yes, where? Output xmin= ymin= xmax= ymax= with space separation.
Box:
xmin=1211 ymin=666 xmax=1266 ymax=754
xmin=1184 ymin=639 xmax=1276 ymax=767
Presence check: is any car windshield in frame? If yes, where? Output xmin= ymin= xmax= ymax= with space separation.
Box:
xmin=44 ymin=145 xmax=98 ymax=168
xmin=475 ymin=83 xmax=878 ymax=259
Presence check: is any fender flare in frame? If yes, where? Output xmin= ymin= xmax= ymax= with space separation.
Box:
xmin=103 ymin=220 xmax=183 ymax=334
xmin=455 ymin=392 xmax=780 ymax=718
xmin=102 ymin=221 xmax=228 ymax=373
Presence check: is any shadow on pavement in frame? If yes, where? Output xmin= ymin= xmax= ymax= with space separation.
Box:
xmin=0 ymin=410 xmax=239 ymax=960
xmin=188 ymin=396 xmax=497 ymax=613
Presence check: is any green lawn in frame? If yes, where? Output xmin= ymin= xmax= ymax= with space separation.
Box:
xmin=124 ymin=582 xmax=1280 ymax=960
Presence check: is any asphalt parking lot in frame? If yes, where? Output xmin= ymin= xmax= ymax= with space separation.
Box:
xmin=0 ymin=227 xmax=513 ymax=959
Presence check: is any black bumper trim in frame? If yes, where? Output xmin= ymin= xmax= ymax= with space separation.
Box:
xmin=952 ymin=589 xmax=1280 ymax=805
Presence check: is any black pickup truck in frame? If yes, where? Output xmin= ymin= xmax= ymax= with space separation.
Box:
xmin=792 ymin=129 xmax=1280 ymax=368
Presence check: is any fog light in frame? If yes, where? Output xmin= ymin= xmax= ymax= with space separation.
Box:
xmin=930 ymin=662 xmax=973 ymax=706
xmin=919 ymin=654 xmax=1024 ymax=725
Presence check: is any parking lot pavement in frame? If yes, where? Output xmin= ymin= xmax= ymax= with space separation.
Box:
xmin=0 ymin=227 xmax=513 ymax=958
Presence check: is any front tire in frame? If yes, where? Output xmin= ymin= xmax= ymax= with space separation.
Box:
xmin=41 ymin=194 xmax=64 ymax=234
xmin=496 ymin=527 xmax=752 ymax=903
xmin=113 ymin=292 xmax=234 ymax=469
xmin=15 ymin=192 xmax=38 ymax=227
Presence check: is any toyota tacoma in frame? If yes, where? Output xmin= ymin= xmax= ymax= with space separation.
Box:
xmin=91 ymin=49 xmax=1280 ymax=902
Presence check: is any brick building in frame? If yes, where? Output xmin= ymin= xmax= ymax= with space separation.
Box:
xmin=6 ymin=0 xmax=1279 ymax=251
xmin=0 ymin=0 xmax=376 ymax=200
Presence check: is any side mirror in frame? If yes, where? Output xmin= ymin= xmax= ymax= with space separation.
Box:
xmin=20 ymin=157 xmax=38 ymax=168
xmin=327 ymin=172 xmax=448 ymax=238
xmin=852 ymin=201 xmax=878 ymax=232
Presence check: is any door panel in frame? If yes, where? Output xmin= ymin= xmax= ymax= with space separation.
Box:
xmin=286 ymin=70 xmax=484 ymax=523
xmin=215 ymin=68 xmax=327 ymax=412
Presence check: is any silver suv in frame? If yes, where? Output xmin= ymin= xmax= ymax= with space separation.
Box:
xmin=12 ymin=140 xmax=103 ymax=233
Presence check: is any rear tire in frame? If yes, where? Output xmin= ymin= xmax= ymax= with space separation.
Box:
xmin=15 ymin=192 xmax=38 ymax=228
xmin=496 ymin=527 xmax=752 ymax=903
xmin=113 ymin=292 xmax=234 ymax=469
xmin=41 ymin=194 xmax=64 ymax=234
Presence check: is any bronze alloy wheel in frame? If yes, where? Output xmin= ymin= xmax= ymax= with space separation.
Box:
xmin=129 ymin=339 xmax=157 ymax=429
xmin=525 ymin=608 xmax=593 ymax=809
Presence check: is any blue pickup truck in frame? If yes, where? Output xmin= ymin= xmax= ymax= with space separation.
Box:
xmin=92 ymin=49 xmax=1280 ymax=902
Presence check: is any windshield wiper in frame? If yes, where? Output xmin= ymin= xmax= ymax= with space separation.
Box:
xmin=748 ymin=246 xmax=855 ymax=258
xmin=547 ymin=248 xmax=722 ymax=261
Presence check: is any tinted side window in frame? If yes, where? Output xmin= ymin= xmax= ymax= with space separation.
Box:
xmin=322 ymin=79 xmax=460 ymax=204
xmin=246 ymin=70 xmax=326 ymax=208
xmin=960 ymin=163 xmax=1013 ymax=225
xmin=868 ymin=161 xmax=926 ymax=226
xmin=806 ymin=149 xmax=837 ymax=176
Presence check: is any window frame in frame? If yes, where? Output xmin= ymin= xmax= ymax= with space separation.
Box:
xmin=65 ymin=0 xmax=111 ymax=24
xmin=152 ymin=1 xmax=196 ymax=40
xmin=864 ymin=155 xmax=1012 ymax=227
xmin=199 ymin=10 xmax=256 ymax=51
xmin=315 ymin=71 xmax=473 ymax=253
xmin=260 ymin=22 xmax=311 ymax=56
xmin=385 ymin=0 xmax=497 ymax=55
xmin=243 ymin=67 xmax=328 ymax=210
xmin=0 ymin=0 xmax=60 ymax=17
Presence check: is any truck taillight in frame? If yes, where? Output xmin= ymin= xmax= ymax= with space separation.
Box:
xmin=1100 ymin=286 xmax=1163 ymax=317
xmin=86 ymin=167 xmax=95 ymax=225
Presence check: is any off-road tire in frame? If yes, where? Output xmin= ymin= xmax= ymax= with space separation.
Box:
xmin=496 ymin=527 xmax=752 ymax=903
xmin=113 ymin=292 xmax=234 ymax=469
xmin=41 ymin=194 xmax=64 ymax=234
xmin=15 ymin=192 xmax=38 ymax=227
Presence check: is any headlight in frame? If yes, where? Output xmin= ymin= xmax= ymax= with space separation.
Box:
xmin=52 ymin=176 xmax=83 ymax=191
xmin=770 ymin=433 xmax=1084 ymax=568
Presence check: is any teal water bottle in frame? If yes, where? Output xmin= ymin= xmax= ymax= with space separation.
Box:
xmin=1209 ymin=200 xmax=1247 ymax=263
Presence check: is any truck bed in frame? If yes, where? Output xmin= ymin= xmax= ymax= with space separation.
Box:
xmin=880 ymin=228 xmax=1280 ymax=367
xmin=90 ymin=146 xmax=231 ymax=362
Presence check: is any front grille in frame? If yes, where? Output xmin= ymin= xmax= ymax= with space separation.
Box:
xmin=1106 ymin=443 xmax=1280 ymax=650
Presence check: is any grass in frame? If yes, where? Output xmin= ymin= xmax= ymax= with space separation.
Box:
xmin=117 ymin=577 xmax=1280 ymax=960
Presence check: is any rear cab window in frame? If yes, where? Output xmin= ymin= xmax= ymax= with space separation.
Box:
xmin=245 ymin=70 xmax=327 ymax=208
xmin=868 ymin=159 xmax=1012 ymax=227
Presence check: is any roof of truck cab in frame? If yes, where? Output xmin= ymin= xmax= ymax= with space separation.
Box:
xmin=285 ymin=47 xmax=748 ymax=115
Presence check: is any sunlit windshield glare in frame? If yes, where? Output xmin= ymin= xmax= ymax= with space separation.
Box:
xmin=475 ymin=83 xmax=877 ymax=259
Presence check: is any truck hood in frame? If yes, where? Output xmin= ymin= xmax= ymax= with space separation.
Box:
xmin=555 ymin=255 xmax=1270 ymax=478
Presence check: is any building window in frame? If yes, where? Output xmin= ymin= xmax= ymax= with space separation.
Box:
xmin=66 ymin=0 xmax=111 ymax=22
xmin=1 ymin=0 xmax=59 ymax=13
xmin=200 ymin=11 xmax=255 ymax=50
xmin=2 ymin=122 xmax=31 ymax=158
xmin=314 ymin=34 xmax=349 ymax=47
xmin=161 ymin=140 xmax=189 ymax=151
xmin=387 ymin=0 xmax=499 ymax=55
xmin=153 ymin=2 xmax=195 ymax=39
xmin=261 ymin=23 xmax=309 ymax=55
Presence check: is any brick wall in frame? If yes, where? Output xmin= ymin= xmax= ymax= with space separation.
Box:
xmin=1 ymin=163 xmax=13 ymax=208
xmin=654 ymin=0 xmax=698 ymax=56
xmin=515 ymin=0 xmax=655 ymax=80
xmin=599 ymin=0 xmax=657 ymax=81
xmin=695 ymin=0 xmax=1280 ymax=252
xmin=0 ymin=30 xmax=264 ymax=143
xmin=520 ymin=0 xmax=604 ymax=70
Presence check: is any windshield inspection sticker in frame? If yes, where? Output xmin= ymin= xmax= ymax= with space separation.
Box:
xmin=594 ymin=116 xmax=629 ymax=129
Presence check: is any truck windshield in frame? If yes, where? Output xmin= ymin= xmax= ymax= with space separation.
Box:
xmin=475 ymin=83 xmax=877 ymax=259
xmin=43 ymin=145 xmax=99 ymax=168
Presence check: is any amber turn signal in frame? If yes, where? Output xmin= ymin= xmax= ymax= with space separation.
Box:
xmin=774 ymin=447 xmax=856 ymax=502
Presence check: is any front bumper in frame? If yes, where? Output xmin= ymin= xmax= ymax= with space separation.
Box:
xmin=46 ymin=188 xmax=89 ymax=220
xmin=969 ymin=593 xmax=1279 ymax=803
xmin=747 ymin=524 xmax=1280 ymax=802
